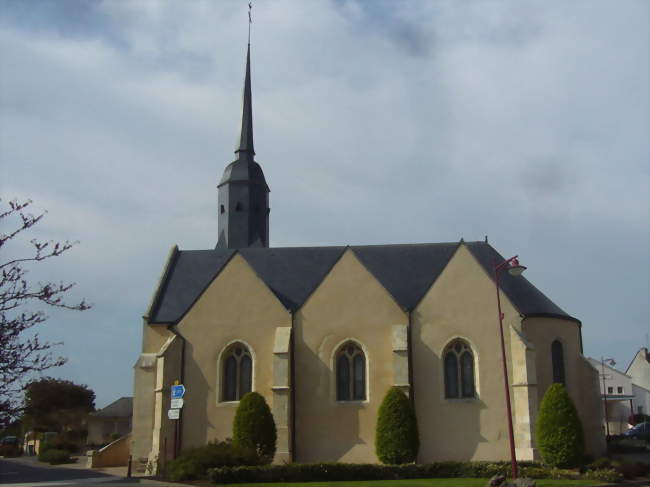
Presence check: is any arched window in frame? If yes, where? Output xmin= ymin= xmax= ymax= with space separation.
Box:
xmin=551 ymin=340 xmax=565 ymax=385
xmin=336 ymin=342 xmax=366 ymax=401
xmin=444 ymin=339 xmax=475 ymax=399
xmin=222 ymin=343 xmax=252 ymax=401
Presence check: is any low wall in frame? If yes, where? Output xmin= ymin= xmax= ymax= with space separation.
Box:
xmin=87 ymin=434 xmax=131 ymax=468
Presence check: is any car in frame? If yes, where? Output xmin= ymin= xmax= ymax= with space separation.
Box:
xmin=622 ymin=422 xmax=650 ymax=440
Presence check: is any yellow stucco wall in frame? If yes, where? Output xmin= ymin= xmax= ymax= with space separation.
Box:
xmin=176 ymin=254 xmax=291 ymax=451
xmin=141 ymin=322 xmax=172 ymax=354
xmin=412 ymin=244 xmax=521 ymax=462
xmin=293 ymin=249 xmax=408 ymax=463
xmin=522 ymin=317 xmax=606 ymax=456
xmin=132 ymin=244 xmax=604 ymax=465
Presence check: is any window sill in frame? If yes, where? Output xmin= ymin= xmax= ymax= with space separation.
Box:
xmin=216 ymin=401 xmax=240 ymax=407
xmin=335 ymin=400 xmax=369 ymax=405
xmin=444 ymin=397 xmax=479 ymax=403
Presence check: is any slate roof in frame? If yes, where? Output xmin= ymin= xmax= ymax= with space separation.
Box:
xmin=151 ymin=249 xmax=235 ymax=324
xmin=90 ymin=397 xmax=133 ymax=418
xmin=464 ymin=242 xmax=573 ymax=320
xmin=147 ymin=241 xmax=578 ymax=324
xmin=239 ymin=246 xmax=346 ymax=310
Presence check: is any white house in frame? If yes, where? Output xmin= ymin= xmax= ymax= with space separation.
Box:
xmin=587 ymin=358 xmax=635 ymax=435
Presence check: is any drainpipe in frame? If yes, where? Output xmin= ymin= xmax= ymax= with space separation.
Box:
xmin=289 ymin=311 xmax=296 ymax=462
xmin=169 ymin=325 xmax=186 ymax=457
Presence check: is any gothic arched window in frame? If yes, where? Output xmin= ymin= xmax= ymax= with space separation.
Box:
xmin=222 ymin=343 xmax=252 ymax=401
xmin=336 ymin=342 xmax=366 ymax=401
xmin=551 ymin=340 xmax=565 ymax=385
xmin=444 ymin=339 xmax=475 ymax=399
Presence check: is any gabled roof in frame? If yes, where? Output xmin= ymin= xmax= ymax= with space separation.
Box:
xmin=149 ymin=249 xmax=235 ymax=323
xmin=147 ymin=241 xmax=578 ymax=325
xmin=352 ymin=243 xmax=459 ymax=311
xmin=465 ymin=242 xmax=577 ymax=323
xmin=240 ymin=246 xmax=346 ymax=310
xmin=90 ymin=397 xmax=133 ymax=418
xmin=625 ymin=347 xmax=650 ymax=374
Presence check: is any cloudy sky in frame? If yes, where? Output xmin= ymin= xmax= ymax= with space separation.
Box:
xmin=1 ymin=0 xmax=648 ymax=408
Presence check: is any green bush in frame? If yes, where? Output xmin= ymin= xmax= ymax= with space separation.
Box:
xmin=232 ymin=392 xmax=276 ymax=464
xmin=50 ymin=438 xmax=79 ymax=453
xmin=375 ymin=387 xmax=419 ymax=464
xmin=582 ymin=468 xmax=623 ymax=483
xmin=208 ymin=461 xmax=540 ymax=484
xmin=535 ymin=383 xmax=584 ymax=468
xmin=38 ymin=448 xmax=73 ymax=465
xmin=585 ymin=456 xmax=611 ymax=471
xmin=165 ymin=439 xmax=257 ymax=482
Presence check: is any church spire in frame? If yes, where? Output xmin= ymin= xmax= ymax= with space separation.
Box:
xmin=236 ymin=43 xmax=255 ymax=157
xmin=216 ymin=38 xmax=270 ymax=249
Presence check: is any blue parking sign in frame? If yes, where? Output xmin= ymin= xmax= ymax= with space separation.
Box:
xmin=171 ymin=384 xmax=185 ymax=399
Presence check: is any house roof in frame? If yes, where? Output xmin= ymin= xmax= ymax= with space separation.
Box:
xmin=90 ymin=397 xmax=133 ymax=418
xmin=147 ymin=241 xmax=578 ymax=325
xmin=625 ymin=347 xmax=650 ymax=374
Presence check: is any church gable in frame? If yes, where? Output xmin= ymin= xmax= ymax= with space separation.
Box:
xmin=240 ymin=246 xmax=346 ymax=310
xmin=415 ymin=243 xmax=518 ymax=326
xmin=300 ymin=248 xmax=405 ymax=317
xmin=147 ymin=248 xmax=235 ymax=324
xmin=177 ymin=253 xmax=290 ymax=334
xmin=351 ymin=243 xmax=459 ymax=311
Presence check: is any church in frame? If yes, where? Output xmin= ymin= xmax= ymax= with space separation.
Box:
xmin=131 ymin=43 xmax=605 ymax=471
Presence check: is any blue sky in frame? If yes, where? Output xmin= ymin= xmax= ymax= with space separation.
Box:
xmin=1 ymin=0 xmax=648 ymax=408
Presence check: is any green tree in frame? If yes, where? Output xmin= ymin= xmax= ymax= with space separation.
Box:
xmin=23 ymin=377 xmax=95 ymax=433
xmin=536 ymin=383 xmax=585 ymax=467
xmin=375 ymin=386 xmax=419 ymax=464
xmin=232 ymin=392 xmax=276 ymax=464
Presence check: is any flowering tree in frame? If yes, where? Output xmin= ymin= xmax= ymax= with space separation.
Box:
xmin=0 ymin=198 xmax=90 ymax=426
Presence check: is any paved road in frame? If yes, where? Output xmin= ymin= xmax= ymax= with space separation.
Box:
xmin=1 ymin=457 xmax=184 ymax=487
xmin=0 ymin=457 xmax=117 ymax=485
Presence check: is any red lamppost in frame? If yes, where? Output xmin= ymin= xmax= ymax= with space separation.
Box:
xmin=494 ymin=255 xmax=527 ymax=480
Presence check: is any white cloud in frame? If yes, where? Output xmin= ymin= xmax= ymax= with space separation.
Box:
xmin=0 ymin=0 xmax=647 ymax=406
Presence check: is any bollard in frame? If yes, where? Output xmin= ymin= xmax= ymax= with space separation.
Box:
xmin=126 ymin=455 xmax=132 ymax=478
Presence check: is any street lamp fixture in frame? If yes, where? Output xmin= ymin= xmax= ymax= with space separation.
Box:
xmin=494 ymin=255 xmax=526 ymax=480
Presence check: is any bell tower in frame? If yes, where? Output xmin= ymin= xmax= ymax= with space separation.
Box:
xmin=216 ymin=44 xmax=270 ymax=248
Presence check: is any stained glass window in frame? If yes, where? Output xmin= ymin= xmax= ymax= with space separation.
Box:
xmin=336 ymin=342 xmax=366 ymax=401
xmin=222 ymin=343 xmax=252 ymax=401
xmin=444 ymin=339 xmax=475 ymax=399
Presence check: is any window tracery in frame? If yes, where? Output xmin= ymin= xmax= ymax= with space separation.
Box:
xmin=444 ymin=339 xmax=475 ymax=399
xmin=222 ymin=343 xmax=252 ymax=401
xmin=336 ymin=342 xmax=366 ymax=401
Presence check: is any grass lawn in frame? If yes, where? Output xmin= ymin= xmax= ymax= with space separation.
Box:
xmin=211 ymin=479 xmax=603 ymax=487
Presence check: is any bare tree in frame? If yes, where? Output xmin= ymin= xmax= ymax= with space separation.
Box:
xmin=0 ymin=198 xmax=90 ymax=425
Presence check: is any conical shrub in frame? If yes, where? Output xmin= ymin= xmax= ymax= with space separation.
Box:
xmin=536 ymin=383 xmax=584 ymax=467
xmin=232 ymin=392 xmax=276 ymax=464
xmin=375 ymin=386 xmax=419 ymax=464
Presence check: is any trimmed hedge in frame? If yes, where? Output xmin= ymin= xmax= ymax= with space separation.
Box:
xmin=208 ymin=461 xmax=531 ymax=484
xmin=208 ymin=462 xmax=625 ymax=484
xmin=535 ymin=383 xmax=584 ymax=468
xmin=165 ymin=439 xmax=257 ymax=481
xmin=38 ymin=448 xmax=73 ymax=465
xmin=233 ymin=392 xmax=276 ymax=465
xmin=375 ymin=387 xmax=419 ymax=464
xmin=582 ymin=468 xmax=623 ymax=483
